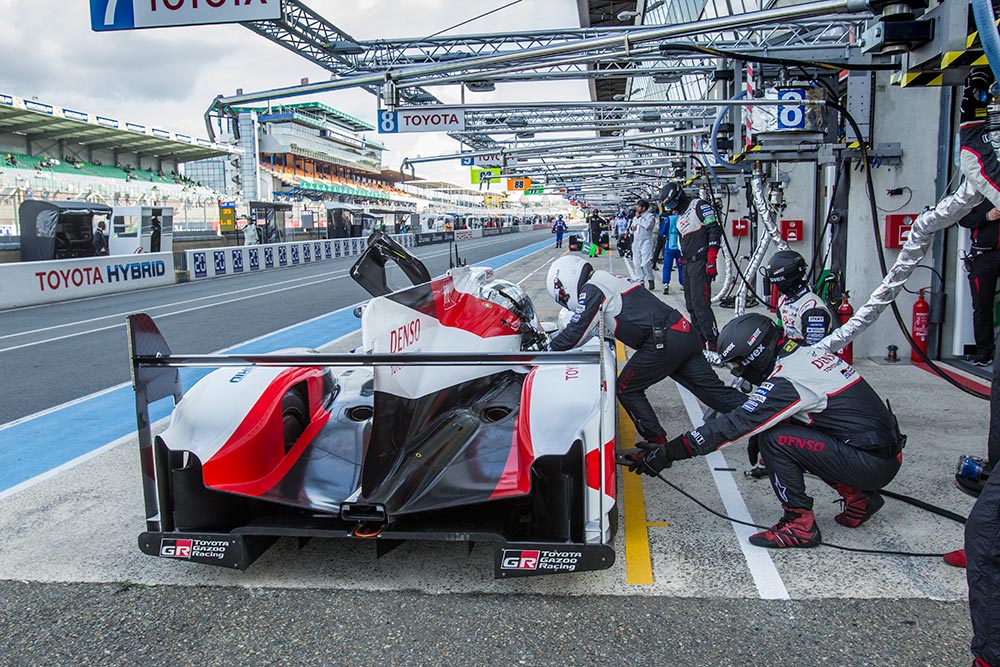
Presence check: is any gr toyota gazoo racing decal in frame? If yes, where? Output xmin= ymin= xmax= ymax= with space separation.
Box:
xmin=500 ymin=549 xmax=582 ymax=572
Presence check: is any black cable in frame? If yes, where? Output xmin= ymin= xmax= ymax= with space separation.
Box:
xmin=827 ymin=99 xmax=990 ymax=401
xmin=650 ymin=470 xmax=948 ymax=558
xmin=879 ymin=489 xmax=967 ymax=525
xmin=658 ymin=42 xmax=898 ymax=72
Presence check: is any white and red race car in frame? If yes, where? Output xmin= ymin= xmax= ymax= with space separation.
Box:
xmin=128 ymin=231 xmax=618 ymax=577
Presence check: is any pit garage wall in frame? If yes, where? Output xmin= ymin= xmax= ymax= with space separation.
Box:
xmin=844 ymin=73 xmax=947 ymax=360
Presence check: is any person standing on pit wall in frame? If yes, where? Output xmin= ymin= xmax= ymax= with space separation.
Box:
xmin=960 ymin=200 xmax=1000 ymax=366
xmin=630 ymin=199 xmax=656 ymax=290
xmin=660 ymin=210 xmax=683 ymax=295
xmin=545 ymin=255 xmax=744 ymax=447
xmin=621 ymin=313 xmax=905 ymax=549
xmin=764 ymin=250 xmax=833 ymax=346
xmin=552 ymin=214 xmax=568 ymax=248
xmin=662 ymin=182 xmax=722 ymax=349
xmin=93 ymin=220 xmax=109 ymax=256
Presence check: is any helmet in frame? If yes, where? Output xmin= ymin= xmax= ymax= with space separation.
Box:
xmin=764 ymin=250 xmax=808 ymax=295
xmin=546 ymin=255 xmax=593 ymax=308
xmin=660 ymin=181 xmax=690 ymax=212
xmin=480 ymin=279 xmax=536 ymax=325
xmin=717 ymin=314 xmax=780 ymax=385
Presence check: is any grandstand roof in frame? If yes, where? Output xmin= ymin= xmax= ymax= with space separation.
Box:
xmin=233 ymin=102 xmax=374 ymax=133
xmin=0 ymin=94 xmax=231 ymax=162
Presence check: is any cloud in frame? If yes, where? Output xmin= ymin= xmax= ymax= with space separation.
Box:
xmin=0 ymin=0 xmax=589 ymax=184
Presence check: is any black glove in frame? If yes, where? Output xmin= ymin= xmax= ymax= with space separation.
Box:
xmin=747 ymin=435 xmax=760 ymax=466
xmin=616 ymin=437 xmax=691 ymax=476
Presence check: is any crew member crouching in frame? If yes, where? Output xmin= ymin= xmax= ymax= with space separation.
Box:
xmin=623 ymin=313 xmax=905 ymax=549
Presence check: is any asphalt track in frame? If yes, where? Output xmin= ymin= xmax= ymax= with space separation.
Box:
xmin=0 ymin=231 xmax=983 ymax=666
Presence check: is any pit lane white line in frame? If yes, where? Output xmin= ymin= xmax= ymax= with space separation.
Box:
xmin=515 ymin=257 xmax=556 ymax=286
xmin=675 ymin=384 xmax=790 ymax=601
xmin=0 ymin=242 xmax=496 ymax=354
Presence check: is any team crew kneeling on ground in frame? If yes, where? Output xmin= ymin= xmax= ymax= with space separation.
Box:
xmin=620 ymin=313 xmax=906 ymax=549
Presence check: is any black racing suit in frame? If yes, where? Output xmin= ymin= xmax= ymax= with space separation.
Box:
xmin=672 ymin=343 xmax=903 ymax=510
xmin=549 ymin=270 xmax=743 ymax=441
xmin=960 ymin=200 xmax=1000 ymax=362
xmin=676 ymin=198 xmax=722 ymax=344
xmin=961 ymin=205 xmax=1000 ymax=467
xmin=967 ymin=467 xmax=1000 ymax=667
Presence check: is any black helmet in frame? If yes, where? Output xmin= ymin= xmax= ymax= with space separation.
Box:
xmin=764 ymin=250 xmax=808 ymax=295
xmin=660 ymin=181 xmax=689 ymax=212
xmin=717 ymin=314 xmax=780 ymax=385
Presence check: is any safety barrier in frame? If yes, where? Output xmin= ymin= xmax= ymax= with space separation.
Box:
xmin=184 ymin=234 xmax=413 ymax=280
xmin=0 ymin=252 xmax=175 ymax=309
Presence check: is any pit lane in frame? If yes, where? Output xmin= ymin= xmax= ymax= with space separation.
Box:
xmin=0 ymin=235 xmax=980 ymax=665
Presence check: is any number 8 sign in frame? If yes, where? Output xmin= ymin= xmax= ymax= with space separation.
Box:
xmin=379 ymin=110 xmax=398 ymax=134
xmin=777 ymin=88 xmax=806 ymax=130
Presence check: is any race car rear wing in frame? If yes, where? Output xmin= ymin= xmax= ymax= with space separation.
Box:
xmin=350 ymin=229 xmax=431 ymax=297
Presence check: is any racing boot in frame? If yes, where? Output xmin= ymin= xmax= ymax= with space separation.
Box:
xmin=648 ymin=280 xmax=656 ymax=290
xmin=749 ymin=507 xmax=821 ymax=549
xmin=833 ymin=485 xmax=884 ymax=528
xmin=662 ymin=285 xmax=670 ymax=295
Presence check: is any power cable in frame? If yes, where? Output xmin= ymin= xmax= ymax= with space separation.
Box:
xmin=658 ymin=42 xmax=899 ymax=72
xmin=644 ymin=468 xmax=949 ymax=558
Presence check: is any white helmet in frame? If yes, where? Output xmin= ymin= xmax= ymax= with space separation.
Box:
xmin=546 ymin=255 xmax=592 ymax=308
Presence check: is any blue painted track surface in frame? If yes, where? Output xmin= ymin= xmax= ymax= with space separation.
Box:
xmin=0 ymin=239 xmax=551 ymax=493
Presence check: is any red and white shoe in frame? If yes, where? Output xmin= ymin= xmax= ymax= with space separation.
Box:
xmin=749 ymin=507 xmax=821 ymax=549
xmin=833 ymin=485 xmax=885 ymax=527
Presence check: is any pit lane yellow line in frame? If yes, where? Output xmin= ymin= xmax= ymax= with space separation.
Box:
xmin=616 ymin=341 xmax=654 ymax=585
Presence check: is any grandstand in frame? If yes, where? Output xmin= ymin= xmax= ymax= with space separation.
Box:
xmin=0 ymin=93 xmax=232 ymax=234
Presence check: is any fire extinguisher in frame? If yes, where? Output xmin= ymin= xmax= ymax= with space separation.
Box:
xmin=836 ymin=292 xmax=854 ymax=365
xmin=911 ymin=288 xmax=930 ymax=363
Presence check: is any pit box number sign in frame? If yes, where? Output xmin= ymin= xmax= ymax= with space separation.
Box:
xmin=91 ymin=0 xmax=282 ymax=31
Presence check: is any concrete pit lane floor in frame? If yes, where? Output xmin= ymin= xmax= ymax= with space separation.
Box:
xmin=0 ymin=240 xmax=981 ymax=666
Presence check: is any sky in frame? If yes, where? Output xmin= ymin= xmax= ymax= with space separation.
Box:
xmin=0 ymin=0 xmax=591 ymax=185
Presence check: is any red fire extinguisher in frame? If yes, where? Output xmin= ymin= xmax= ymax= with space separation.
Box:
xmin=836 ymin=292 xmax=854 ymax=365
xmin=911 ymin=288 xmax=930 ymax=363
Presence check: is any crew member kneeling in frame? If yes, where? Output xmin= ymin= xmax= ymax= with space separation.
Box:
xmin=623 ymin=313 xmax=905 ymax=549
xmin=546 ymin=255 xmax=744 ymax=446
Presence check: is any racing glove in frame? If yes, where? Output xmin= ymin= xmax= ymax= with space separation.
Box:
xmin=706 ymin=247 xmax=719 ymax=279
xmin=617 ymin=436 xmax=692 ymax=476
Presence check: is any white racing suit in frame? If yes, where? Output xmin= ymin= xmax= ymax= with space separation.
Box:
xmin=777 ymin=287 xmax=834 ymax=346
xmin=631 ymin=210 xmax=656 ymax=283
xmin=670 ymin=342 xmax=904 ymax=510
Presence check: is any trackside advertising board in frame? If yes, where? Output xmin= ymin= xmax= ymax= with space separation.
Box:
xmin=378 ymin=108 xmax=466 ymax=134
xmin=0 ymin=253 xmax=175 ymax=309
xmin=90 ymin=0 xmax=282 ymax=32
xmin=184 ymin=234 xmax=414 ymax=280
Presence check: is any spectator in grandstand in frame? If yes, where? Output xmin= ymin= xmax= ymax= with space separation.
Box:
xmin=4 ymin=153 xmax=15 ymax=167
xmin=93 ymin=221 xmax=109 ymax=256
